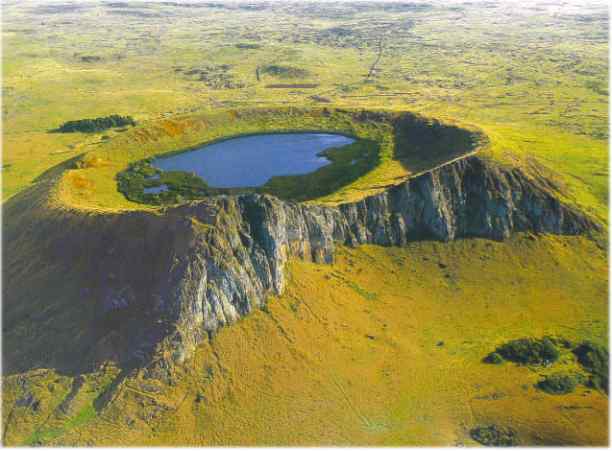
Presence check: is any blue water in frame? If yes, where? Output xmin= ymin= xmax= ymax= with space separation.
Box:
xmin=144 ymin=184 xmax=168 ymax=194
xmin=151 ymin=133 xmax=355 ymax=188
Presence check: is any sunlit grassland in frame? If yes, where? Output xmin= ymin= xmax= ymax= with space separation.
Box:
xmin=3 ymin=234 xmax=606 ymax=446
xmin=53 ymin=109 xmax=395 ymax=211
xmin=49 ymin=100 xmax=481 ymax=211
xmin=2 ymin=1 xmax=608 ymax=219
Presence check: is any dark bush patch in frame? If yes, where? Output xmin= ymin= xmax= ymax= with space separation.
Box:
xmin=354 ymin=109 xmax=392 ymax=123
xmin=546 ymin=336 xmax=575 ymax=349
xmin=495 ymin=338 xmax=559 ymax=366
xmin=310 ymin=95 xmax=331 ymax=103
xmin=53 ymin=115 xmax=136 ymax=133
xmin=181 ymin=65 xmax=244 ymax=89
xmin=535 ymin=373 xmax=579 ymax=395
xmin=483 ymin=352 xmax=504 ymax=364
xmin=78 ymin=55 xmax=103 ymax=63
xmin=573 ymin=341 xmax=609 ymax=393
xmin=236 ymin=43 xmax=261 ymax=49
xmin=470 ymin=425 xmax=518 ymax=446
xmin=117 ymin=160 xmax=219 ymax=206
xmin=261 ymin=65 xmax=309 ymax=79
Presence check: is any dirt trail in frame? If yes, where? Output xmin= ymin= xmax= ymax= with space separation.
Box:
xmin=366 ymin=38 xmax=384 ymax=80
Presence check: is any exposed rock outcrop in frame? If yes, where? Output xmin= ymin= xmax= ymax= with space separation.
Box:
xmin=138 ymin=156 xmax=597 ymax=361
xmin=2 ymin=156 xmax=599 ymax=371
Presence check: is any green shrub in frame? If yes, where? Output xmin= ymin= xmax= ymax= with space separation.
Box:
xmin=261 ymin=65 xmax=309 ymax=79
xmin=54 ymin=115 xmax=136 ymax=133
xmin=495 ymin=338 xmax=559 ymax=366
xmin=117 ymin=161 xmax=220 ymax=205
xmin=470 ymin=425 xmax=518 ymax=447
xmin=483 ymin=352 xmax=504 ymax=364
xmin=535 ymin=374 xmax=578 ymax=395
xmin=573 ymin=341 xmax=609 ymax=393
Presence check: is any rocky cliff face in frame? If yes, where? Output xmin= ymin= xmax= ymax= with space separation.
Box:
xmin=2 ymin=156 xmax=599 ymax=372
xmin=139 ymin=156 xmax=597 ymax=363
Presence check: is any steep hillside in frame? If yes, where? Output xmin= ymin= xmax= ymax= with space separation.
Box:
xmin=3 ymin=236 xmax=607 ymax=445
xmin=3 ymin=154 xmax=598 ymax=371
xmin=3 ymin=145 xmax=606 ymax=445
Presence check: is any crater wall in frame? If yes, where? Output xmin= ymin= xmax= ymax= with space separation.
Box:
xmin=2 ymin=156 xmax=598 ymax=371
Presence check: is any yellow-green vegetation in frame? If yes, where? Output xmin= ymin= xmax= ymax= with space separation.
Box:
xmin=2 ymin=0 xmax=608 ymax=447
xmin=2 ymin=0 xmax=607 ymax=219
xmin=3 ymin=235 xmax=607 ymax=445
xmin=52 ymin=108 xmax=481 ymax=211
xmin=113 ymin=110 xmax=478 ymax=206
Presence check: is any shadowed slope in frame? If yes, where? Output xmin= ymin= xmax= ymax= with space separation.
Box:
xmin=3 ymin=154 xmax=599 ymax=378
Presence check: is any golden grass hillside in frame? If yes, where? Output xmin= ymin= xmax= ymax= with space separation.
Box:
xmin=2 ymin=235 xmax=607 ymax=446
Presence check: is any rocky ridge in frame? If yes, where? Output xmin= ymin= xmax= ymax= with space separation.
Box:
xmin=2 ymin=156 xmax=599 ymax=371
xmin=125 ymin=156 xmax=597 ymax=364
